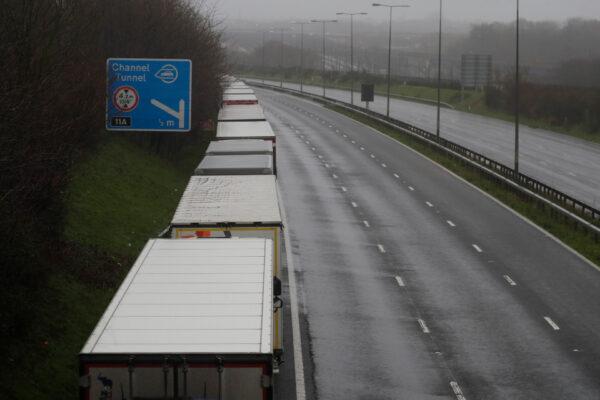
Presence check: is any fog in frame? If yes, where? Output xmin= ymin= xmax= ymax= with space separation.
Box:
xmin=212 ymin=0 xmax=600 ymax=23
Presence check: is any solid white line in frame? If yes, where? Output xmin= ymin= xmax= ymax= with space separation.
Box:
xmin=447 ymin=220 xmax=456 ymax=227
xmin=418 ymin=319 xmax=430 ymax=334
xmin=381 ymin=163 xmax=387 ymax=168
xmin=394 ymin=173 xmax=400 ymax=178
xmin=472 ymin=244 xmax=483 ymax=253
xmin=426 ymin=201 xmax=434 ymax=207
xmin=450 ymin=381 xmax=466 ymax=400
xmin=408 ymin=186 xmax=415 ymax=191
xmin=395 ymin=276 xmax=405 ymax=287
xmin=351 ymin=201 xmax=358 ymax=208
xmin=377 ymin=244 xmax=386 ymax=253
xmin=341 ymin=186 xmax=347 ymax=192
xmin=363 ymin=220 xmax=370 ymax=228
xmin=277 ymin=185 xmax=307 ymax=400
xmin=544 ymin=316 xmax=560 ymax=330
xmin=503 ymin=275 xmax=517 ymax=286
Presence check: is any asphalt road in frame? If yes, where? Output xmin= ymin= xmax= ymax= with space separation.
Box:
xmin=260 ymin=87 xmax=600 ymax=399
xmin=250 ymin=78 xmax=600 ymax=208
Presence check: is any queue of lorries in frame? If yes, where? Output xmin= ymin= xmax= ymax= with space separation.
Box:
xmin=79 ymin=77 xmax=284 ymax=400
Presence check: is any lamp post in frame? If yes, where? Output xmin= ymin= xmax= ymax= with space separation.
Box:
xmin=279 ymin=27 xmax=285 ymax=88
xmin=336 ymin=12 xmax=367 ymax=105
xmin=514 ymin=0 xmax=520 ymax=176
xmin=436 ymin=0 xmax=442 ymax=138
xmin=262 ymin=31 xmax=266 ymax=83
xmin=311 ymin=19 xmax=338 ymax=97
xmin=292 ymin=21 xmax=310 ymax=93
xmin=372 ymin=3 xmax=410 ymax=117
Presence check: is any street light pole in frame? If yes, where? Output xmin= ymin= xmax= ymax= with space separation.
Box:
xmin=436 ymin=0 xmax=442 ymax=138
xmin=514 ymin=0 xmax=520 ymax=176
xmin=262 ymin=31 xmax=266 ymax=83
xmin=336 ymin=12 xmax=368 ymax=105
xmin=311 ymin=19 xmax=338 ymax=97
xmin=280 ymin=28 xmax=285 ymax=88
xmin=292 ymin=22 xmax=309 ymax=93
xmin=373 ymin=3 xmax=410 ymax=118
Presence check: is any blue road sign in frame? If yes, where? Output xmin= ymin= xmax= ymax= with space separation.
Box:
xmin=106 ymin=58 xmax=192 ymax=132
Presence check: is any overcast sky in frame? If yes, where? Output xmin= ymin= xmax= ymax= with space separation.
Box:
xmin=211 ymin=0 xmax=600 ymax=23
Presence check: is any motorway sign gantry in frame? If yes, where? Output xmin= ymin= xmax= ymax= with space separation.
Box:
xmin=106 ymin=58 xmax=192 ymax=132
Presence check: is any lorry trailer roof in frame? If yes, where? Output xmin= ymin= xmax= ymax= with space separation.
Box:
xmin=80 ymin=238 xmax=274 ymax=355
xmin=194 ymin=154 xmax=273 ymax=175
xmin=206 ymin=139 xmax=273 ymax=156
xmin=172 ymin=175 xmax=282 ymax=225
xmin=216 ymin=121 xmax=275 ymax=140
xmin=218 ymin=104 xmax=266 ymax=121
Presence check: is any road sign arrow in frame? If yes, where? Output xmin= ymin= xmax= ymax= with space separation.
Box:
xmin=150 ymin=98 xmax=185 ymax=128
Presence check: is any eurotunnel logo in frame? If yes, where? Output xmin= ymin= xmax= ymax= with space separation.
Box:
xmin=155 ymin=64 xmax=178 ymax=84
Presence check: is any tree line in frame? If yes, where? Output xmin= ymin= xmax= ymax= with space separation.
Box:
xmin=0 ymin=0 xmax=226 ymax=393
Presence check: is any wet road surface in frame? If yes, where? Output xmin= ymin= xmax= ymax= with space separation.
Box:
xmin=261 ymin=87 xmax=600 ymax=399
xmin=250 ymin=79 xmax=600 ymax=207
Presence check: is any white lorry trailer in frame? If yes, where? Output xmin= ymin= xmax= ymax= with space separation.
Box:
xmin=194 ymin=154 xmax=274 ymax=175
xmin=205 ymin=140 xmax=273 ymax=156
xmin=169 ymin=175 xmax=284 ymax=357
xmin=218 ymin=104 xmax=265 ymax=122
xmin=79 ymin=238 xmax=277 ymax=400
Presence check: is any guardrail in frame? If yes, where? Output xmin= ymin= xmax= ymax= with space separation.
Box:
xmin=249 ymin=81 xmax=600 ymax=239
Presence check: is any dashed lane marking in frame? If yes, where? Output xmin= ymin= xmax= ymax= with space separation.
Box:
xmin=377 ymin=244 xmax=386 ymax=253
xmin=418 ymin=319 xmax=430 ymax=334
xmin=395 ymin=276 xmax=405 ymax=287
xmin=503 ymin=275 xmax=517 ymax=286
xmin=544 ymin=317 xmax=560 ymax=330
xmin=472 ymin=244 xmax=483 ymax=253
xmin=447 ymin=220 xmax=456 ymax=227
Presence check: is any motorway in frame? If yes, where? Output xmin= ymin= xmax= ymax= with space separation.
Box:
xmin=251 ymin=78 xmax=600 ymax=208
xmin=259 ymin=86 xmax=600 ymax=399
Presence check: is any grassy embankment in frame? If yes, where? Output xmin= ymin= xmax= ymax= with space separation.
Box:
xmin=12 ymin=134 xmax=209 ymax=399
xmin=244 ymin=72 xmax=600 ymax=144
xmin=327 ymin=103 xmax=600 ymax=268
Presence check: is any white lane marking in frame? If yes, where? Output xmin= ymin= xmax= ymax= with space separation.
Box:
xmin=305 ymin=141 xmax=310 ymax=144
xmin=332 ymin=174 xmax=338 ymax=179
xmin=370 ymin=154 xmax=376 ymax=158
xmin=377 ymin=244 xmax=386 ymax=253
xmin=341 ymin=186 xmax=347 ymax=192
xmin=363 ymin=220 xmax=370 ymax=228
xmin=503 ymin=275 xmax=517 ymax=286
xmin=394 ymin=173 xmax=400 ymax=178
xmin=351 ymin=201 xmax=358 ymax=208
xmin=395 ymin=276 xmax=405 ymax=287
xmin=335 ymin=129 xmax=340 ymax=133
xmin=277 ymin=185 xmax=307 ymax=400
xmin=544 ymin=316 xmax=560 ymax=330
xmin=351 ymin=140 xmax=356 ymax=144
xmin=360 ymin=146 xmax=365 ymax=151
xmin=418 ymin=319 xmax=430 ymax=334
xmin=568 ymin=172 xmax=577 ymax=177
xmin=447 ymin=220 xmax=456 ymax=227
xmin=472 ymin=244 xmax=483 ymax=253
xmin=381 ymin=163 xmax=387 ymax=168
xmin=318 ymin=155 xmax=323 ymax=159
xmin=408 ymin=186 xmax=415 ymax=191
xmin=426 ymin=201 xmax=434 ymax=207
xmin=311 ymin=147 xmax=316 ymax=151
xmin=450 ymin=381 xmax=466 ymax=400
xmin=343 ymin=134 xmax=348 ymax=138
xmin=324 ymin=163 xmax=330 ymax=168
xmin=328 ymin=124 xmax=333 ymax=128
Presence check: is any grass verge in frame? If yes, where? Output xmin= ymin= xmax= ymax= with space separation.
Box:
xmin=327 ymin=104 xmax=600 ymax=268
xmin=4 ymin=133 xmax=212 ymax=399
